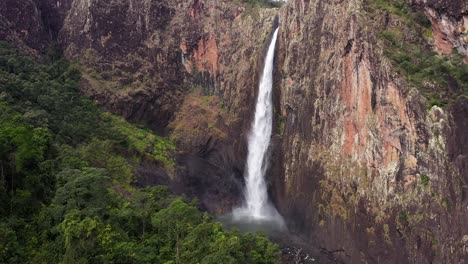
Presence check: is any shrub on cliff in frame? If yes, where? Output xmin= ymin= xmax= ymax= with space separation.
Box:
xmin=242 ymin=0 xmax=284 ymax=8
xmin=367 ymin=0 xmax=468 ymax=106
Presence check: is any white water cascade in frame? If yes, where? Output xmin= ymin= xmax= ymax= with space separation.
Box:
xmin=233 ymin=27 xmax=285 ymax=228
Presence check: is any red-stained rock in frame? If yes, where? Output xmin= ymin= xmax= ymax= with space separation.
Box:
xmin=412 ymin=0 xmax=468 ymax=61
xmin=1 ymin=0 xmax=467 ymax=262
xmin=274 ymin=0 xmax=467 ymax=263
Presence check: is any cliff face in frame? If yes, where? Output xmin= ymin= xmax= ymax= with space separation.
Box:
xmin=411 ymin=0 xmax=467 ymax=61
xmin=1 ymin=0 xmax=467 ymax=262
xmin=56 ymin=0 xmax=277 ymax=131
xmin=0 ymin=0 xmax=278 ymax=214
xmin=55 ymin=0 xmax=279 ymax=213
xmin=275 ymin=0 xmax=467 ymax=262
xmin=0 ymin=0 xmax=50 ymax=55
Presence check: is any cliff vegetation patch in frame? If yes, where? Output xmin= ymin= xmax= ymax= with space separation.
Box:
xmin=242 ymin=0 xmax=284 ymax=8
xmin=366 ymin=0 xmax=468 ymax=106
xmin=169 ymin=87 xmax=235 ymax=149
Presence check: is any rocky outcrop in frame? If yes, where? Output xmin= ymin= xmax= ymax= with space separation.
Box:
xmin=411 ymin=0 xmax=468 ymax=61
xmin=59 ymin=0 xmax=275 ymax=131
xmin=35 ymin=0 xmax=74 ymax=37
xmin=448 ymin=99 xmax=468 ymax=202
xmin=0 ymin=0 xmax=50 ymax=55
xmin=274 ymin=0 xmax=467 ymax=263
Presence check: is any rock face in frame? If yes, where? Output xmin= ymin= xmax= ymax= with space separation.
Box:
xmin=0 ymin=0 xmax=50 ymax=55
xmin=274 ymin=0 xmax=467 ymax=263
xmin=411 ymin=0 xmax=468 ymax=61
xmin=57 ymin=0 xmax=275 ymax=131
xmin=1 ymin=0 xmax=467 ymax=263
xmin=55 ymin=0 xmax=278 ymax=214
xmin=36 ymin=0 xmax=74 ymax=37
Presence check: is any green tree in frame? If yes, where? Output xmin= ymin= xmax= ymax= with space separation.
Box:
xmin=0 ymin=42 xmax=281 ymax=263
xmin=52 ymin=168 xmax=114 ymax=219
xmin=0 ymin=223 xmax=21 ymax=263
xmin=151 ymin=198 xmax=202 ymax=263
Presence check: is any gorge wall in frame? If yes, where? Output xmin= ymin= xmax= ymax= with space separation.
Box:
xmin=1 ymin=0 xmax=467 ymax=263
xmin=274 ymin=0 xmax=467 ymax=263
xmin=52 ymin=0 xmax=278 ymax=214
xmin=0 ymin=0 xmax=279 ymax=215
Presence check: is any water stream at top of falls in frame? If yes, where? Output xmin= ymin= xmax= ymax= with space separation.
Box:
xmin=232 ymin=27 xmax=285 ymax=229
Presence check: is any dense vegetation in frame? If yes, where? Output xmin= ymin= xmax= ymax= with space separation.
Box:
xmin=0 ymin=42 xmax=280 ymax=263
xmin=367 ymin=0 xmax=468 ymax=106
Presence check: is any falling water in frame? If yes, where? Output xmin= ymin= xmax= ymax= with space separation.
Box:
xmin=232 ymin=27 xmax=285 ymax=229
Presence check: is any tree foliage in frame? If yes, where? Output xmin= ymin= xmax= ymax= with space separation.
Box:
xmin=0 ymin=42 xmax=280 ymax=263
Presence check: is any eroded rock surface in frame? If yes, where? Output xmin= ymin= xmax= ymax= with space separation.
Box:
xmin=274 ymin=0 xmax=467 ymax=263
xmin=0 ymin=0 xmax=49 ymax=55
xmin=1 ymin=0 xmax=467 ymax=263
xmin=56 ymin=0 xmax=278 ymax=214
xmin=411 ymin=0 xmax=468 ymax=61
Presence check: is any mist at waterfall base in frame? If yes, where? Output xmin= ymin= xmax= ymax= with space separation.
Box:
xmin=220 ymin=27 xmax=285 ymax=234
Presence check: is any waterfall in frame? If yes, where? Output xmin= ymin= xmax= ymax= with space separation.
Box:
xmin=233 ymin=27 xmax=285 ymax=228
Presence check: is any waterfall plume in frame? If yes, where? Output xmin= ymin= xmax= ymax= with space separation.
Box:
xmin=231 ymin=27 xmax=285 ymax=230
